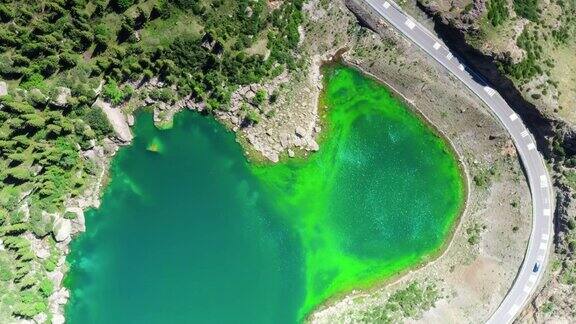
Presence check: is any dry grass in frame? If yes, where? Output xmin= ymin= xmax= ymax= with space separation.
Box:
xmin=551 ymin=44 xmax=576 ymax=123
xmin=139 ymin=9 xmax=204 ymax=49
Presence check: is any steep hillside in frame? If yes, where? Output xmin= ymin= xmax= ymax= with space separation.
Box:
xmin=417 ymin=0 xmax=575 ymax=124
xmin=412 ymin=0 xmax=576 ymax=321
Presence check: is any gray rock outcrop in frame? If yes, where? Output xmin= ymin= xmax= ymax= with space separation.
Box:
xmin=0 ymin=81 xmax=7 ymax=96
xmin=66 ymin=207 xmax=86 ymax=233
xmin=94 ymin=99 xmax=133 ymax=143
xmin=53 ymin=218 xmax=72 ymax=242
xmin=53 ymin=87 xmax=71 ymax=107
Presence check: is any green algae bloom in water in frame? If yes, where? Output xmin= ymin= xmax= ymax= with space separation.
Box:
xmin=65 ymin=65 xmax=464 ymax=323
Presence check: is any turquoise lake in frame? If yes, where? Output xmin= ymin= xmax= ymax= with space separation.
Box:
xmin=65 ymin=66 xmax=464 ymax=323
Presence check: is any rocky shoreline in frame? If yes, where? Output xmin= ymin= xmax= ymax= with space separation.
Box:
xmin=37 ymin=139 xmax=120 ymax=324
xmin=43 ymin=48 xmax=332 ymax=323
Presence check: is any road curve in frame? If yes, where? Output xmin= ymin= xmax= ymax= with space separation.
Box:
xmin=361 ymin=0 xmax=554 ymax=322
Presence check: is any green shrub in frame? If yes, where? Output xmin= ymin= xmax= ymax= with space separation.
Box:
xmin=513 ymin=0 xmax=539 ymax=21
xmin=254 ymin=89 xmax=267 ymax=106
xmin=2 ymin=223 xmax=28 ymax=236
xmin=245 ymin=109 xmax=260 ymax=124
xmin=0 ymin=208 xmax=7 ymax=225
xmin=111 ymin=0 xmax=135 ymax=13
xmin=149 ymin=88 xmax=176 ymax=103
xmin=0 ymin=4 xmax=15 ymax=22
xmin=387 ymin=282 xmax=440 ymax=318
xmin=30 ymin=208 xmax=52 ymax=238
xmin=151 ymin=0 xmax=170 ymax=19
xmin=7 ymin=166 xmax=32 ymax=181
xmin=12 ymin=301 xmax=47 ymax=318
xmin=59 ymin=52 xmax=78 ymax=69
xmin=79 ymin=107 xmax=113 ymax=137
xmin=44 ymin=259 xmax=56 ymax=272
xmin=27 ymin=89 xmax=47 ymax=107
xmin=20 ymin=73 xmax=46 ymax=91
xmin=0 ymin=266 xmax=11 ymax=281
xmin=102 ymin=80 xmax=125 ymax=105
xmin=487 ymin=0 xmax=509 ymax=26
xmin=35 ymin=55 xmax=60 ymax=77
xmin=542 ymin=301 xmax=554 ymax=313
xmin=64 ymin=211 xmax=77 ymax=219
xmin=466 ymin=222 xmax=487 ymax=245
xmin=565 ymin=170 xmax=576 ymax=191
xmin=500 ymin=29 xmax=543 ymax=81
xmin=38 ymin=278 xmax=54 ymax=298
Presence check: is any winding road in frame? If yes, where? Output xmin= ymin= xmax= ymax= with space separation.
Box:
xmin=361 ymin=0 xmax=554 ymax=322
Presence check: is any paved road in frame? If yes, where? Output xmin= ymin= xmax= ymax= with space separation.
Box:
xmin=362 ymin=0 xmax=554 ymax=322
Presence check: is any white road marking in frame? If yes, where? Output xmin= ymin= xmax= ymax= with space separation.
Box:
xmin=542 ymin=233 xmax=549 ymax=241
xmin=537 ymin=254 xmax=545 ymax=262
xmin=383 ymin=1 xmax=391 ymax=8
xmin=540 ymin=175 xmax=548 ymax=188
xmin=520 ymin=130 xmax=529 ymax=138
xmin=509 ymin=113 xmax=518 ymax=121
xmin=483 ymin=86 xmax=495 ymax=97
xmin=366 ymin=4 xmax=552 ymax=321
xmin=543 ymin=209 xmax=551 ymax=217
xmin=523 ymin=285 xmax=531 ymax=293
xmin=433 ymin=42 xmax=441 ymax=50
xmin=539 ymin=242 xmax=547 ymax=250
xmin=446 ymin=52 xmax=453 ymax=60
xmin=458 ymin=64 xmax=464 ymax=71
xmin=405 ymin=19 xmax=415 ymax=29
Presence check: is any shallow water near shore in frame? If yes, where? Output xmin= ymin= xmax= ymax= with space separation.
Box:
xmin=65 ymin=65 xmax=464 ymax=323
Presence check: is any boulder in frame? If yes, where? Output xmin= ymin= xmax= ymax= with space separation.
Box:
xmin=53 ymin=218 xmax=72 ymax=242
xmin=0 ymin=81 xmax=7 ymax=96
xmin=308 ymin=138 xmax=320 ymax=152
xmin=279 ymin=132 xmax=290 ymax=148
xmin=127 ymin=114 xmax=135 ymax=126
xmin=34 ymin=313 xmax=48 ymax=324
xmin=36 ymin=248 xmax=50 ymax=259
xmin=51 ymin=288 xmax=70 ymax=305
xmin=267 ymin=152 xmax=279 ymax=163
xmin=49 ymin=268 xmax=64 ymax=285
xmin=53 ymin=314 xmax=65 ymax=324
xmin=94 ymin=99 xmax=133 ymax=143
xmin=66 ymin=207 xmax=86 ymax=233
xmin=245 ymin=90 xmax=255 ymax=100
xmin=29 ymin=88 xmax=47 ymax=103
xmin=293 ymin=137 xmax=303 ymax=147
xmin=94 ymin=80 xmax=105 ymax=95
xmin=54 ymin=87 xmax=71 ymax=107
xmin=295 ymin=126 xmax=306 ymax=138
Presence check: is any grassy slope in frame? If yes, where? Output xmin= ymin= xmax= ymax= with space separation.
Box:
xmin=420 ymin=0 xmax=575 ymax=124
